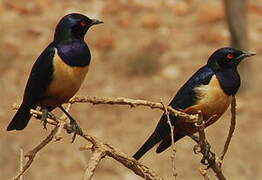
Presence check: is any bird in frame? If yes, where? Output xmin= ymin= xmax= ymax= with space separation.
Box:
xmin=133 ymin=47 xmax=255 ymax=160
xmin=7 ymin=13 xmax=103 ymax=133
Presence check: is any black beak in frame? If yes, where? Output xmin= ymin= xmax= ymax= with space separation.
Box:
xmin=240 ymin=51 xmax=256 ymax=59
xmin=91 ymin=19 xmax=104 ymax=26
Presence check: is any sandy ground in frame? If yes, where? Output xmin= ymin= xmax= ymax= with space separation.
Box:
xmin=1 ymin=0 xmax=262 ymax=179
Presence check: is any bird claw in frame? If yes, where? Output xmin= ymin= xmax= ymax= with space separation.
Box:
xmin=40 ymin=109 xmax=57 ymax=129
xmin=193 ymin=144 xmax=201 ymax=154
xmin=40 ymin=109 xmax=49 ymax=130
xmin=200 ymin=142 xmax=215 ymax=166
xmin=65 ymin=119 xmax=83 ymax=143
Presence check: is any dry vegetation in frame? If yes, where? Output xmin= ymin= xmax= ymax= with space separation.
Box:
xmin=1 ymin=0 xmax=262 ymax=179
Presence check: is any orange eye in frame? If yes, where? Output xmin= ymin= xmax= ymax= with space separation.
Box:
xmin=80 ymin=20 xmax=86 ymax=27
xmin=227 ymin=54 xmax=234 ymax=59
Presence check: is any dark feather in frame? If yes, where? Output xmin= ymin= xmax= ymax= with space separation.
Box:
xmin=133 ymin=66 xmax=214 ymax=160
xmin=7 ymin=44 xmax=55 ymax=130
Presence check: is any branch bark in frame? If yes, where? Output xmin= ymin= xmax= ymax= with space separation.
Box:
xmin=194 ymin=112 xmax=226 ymax=180
xmin=12 ymin=95 xmax=238 ymax=180
xmin=220 ymin=96 xmax=236 ymax=161
xmin=69 ymin=96 xmax=197 ymax=122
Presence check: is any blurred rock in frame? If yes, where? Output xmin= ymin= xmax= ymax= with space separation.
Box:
xmin=142 ymin=40 xmax=169 ymax=54
xmin=117 ymin=12 xmax=132 ymax=27
xmin=0 ymin=42 xmax=19 ymax=74
xmin=126 ymin=50 xmax=162 ymax=76
xmin=141 ymin=13 xmax=160 ymax=29
xmin=102 ymin=0 xmax=122 ymax=15
xmin=93 ymin=35 xmax=115 ymax=51
xmin=198 ymin=31 xmax=226 ymax=45
xmin=0 ymin=2 xmax=4 ymax=14
xmin=161 ymin=64 xmax=181 ymax=80
xmin=248 ymin=3 xmax=262 ymax=15
xmin=25 ymin=28 xmax=42 ymax=38
xmin=173 ymin=1 xmax=191 ymax=16
xmin=197 ymin=5 xmax=224 ymax=24
xmin=3 ymin=0 xmax=51 ymax=15
xmin=0 ymin=42 xmax=20 ymax=57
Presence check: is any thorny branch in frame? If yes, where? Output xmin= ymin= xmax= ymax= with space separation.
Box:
xmin=69 ymin=96 xmax=197 ymax=122
xmin=13 ymin=104 xmax=72 ymax=180
xmin=193 ymin=97 xmax=237 ymax=180
xmin=13 ymin=125 xmax=60 ymax=180
xmin=220 ymin=96 xmax=236 ymax=161
xmin=161 ymin=101 xmax=177 ymax=178
xmin=12 ymin=95 xmax=238 ymax=180
xmin=19 ymin=149 xmax=23 ymax=180
xmin=82 ymin=148 xmax=105 ymax=180
xmin=194 ymin=112 xmax=226 ymax=180
xmin=80 ymin=133 xmax=164 ymax=180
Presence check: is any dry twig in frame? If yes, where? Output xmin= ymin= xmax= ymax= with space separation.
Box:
xmin=12 ymin=95 xmax=238 ymax=180
xmin=13 ymin=126 xmax=59 ymax=180
xmin=220 ymin=96 xmax=236 ymax=161
xmin=80 ymin=133 xmax=164 ymax=180
xmin=70 ymin=96 xmax=197 ymax=122
xmin=194 ymin=112 xmax=226 ymax=180
xmin=13 ymin=104 xmax=72 ymax=180
xmin=13 ymin=109 xmax=164 ymax=180
xmin=161 ymin=101 xmax=177 ymax=178
xmin=19 ymin=149 xmax=23 ymax=180
xmin=82 ymin=148 xmax=105 ymax=180
xmin=199 ymin=168 xmax=211 ymax=180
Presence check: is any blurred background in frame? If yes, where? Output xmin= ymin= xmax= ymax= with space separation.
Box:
xmin=1 ymin=0 xmax=262 ymax=179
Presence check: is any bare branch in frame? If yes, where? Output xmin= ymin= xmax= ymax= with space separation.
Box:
xmin=14 ymin=108 xmax=164 ymax=180
xmin=199 ymin=168 xmax=211 ymax=180
xmin=12 ymin=95 xmax=238 ymax=180
xmin=194 ymin=112 xmax=226 ymax=180
xmin=83 ymin=149 xmax=105 ymax=180
xmin=161 ymin=101 xmax=177 ymax=178
xmin=13 ymin=126 xmax=59 ymax=180
xmin=19 ymin=149 xmax=24 ymax=180
xmin=220 ymin=96 xmax=236 ymax=161
xmin=80 ymin=133 xmax=164 ymax=180
xmin=69 ymin=96 xmax=197 ymax=122
xmin=13 ymin=104 xmax=73 ymax=180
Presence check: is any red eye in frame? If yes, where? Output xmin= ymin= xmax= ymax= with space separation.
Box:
xmin=80 ymin=20 xmax=86 ymax=27
xmin=227 ymin=54 xmax=234 ymax=59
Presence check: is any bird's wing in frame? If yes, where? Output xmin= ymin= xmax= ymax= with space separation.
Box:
xmin=22 ymin=43 xmax=55 ymax=108
xmin=156 ymin=66 xmax=214 ymax=131
xmin=133 ymin=66 xmax=214 ymax=159
xmin=170 ymin=66 xmax=214 ymax=109
xmin=154 ymin=66 xmax=215 ymax=152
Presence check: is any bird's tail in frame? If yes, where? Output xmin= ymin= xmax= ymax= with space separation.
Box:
xmin=133 ymin=131 xmax=162 ymax=160
xmin=7 ymin=103 xmax=33 ymax=131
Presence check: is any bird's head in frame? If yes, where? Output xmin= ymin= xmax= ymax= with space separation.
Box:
xmin=54 ymin=13 xmax=103 ymax=42
xmin=207 ymin=47 xmax=255 ymax=70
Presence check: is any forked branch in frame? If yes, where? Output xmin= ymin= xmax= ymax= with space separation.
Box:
xmin=12 ymin=95 xmax=237 ymax=180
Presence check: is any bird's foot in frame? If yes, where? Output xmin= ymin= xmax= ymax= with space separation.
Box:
xmin=190 ymin=134 xmax=215 ymax=166
xmin=66 ymin=118 xmax=83 ymax=143
xmin=40 ymin=109 xmax=49 ymax=129
xmin=59 ymin=106 xmax=83 ymax=142
xmin=40 ymin=109 xmax=57 ymax=129
xmin=200 ymin=141 xmax=215 ymax=166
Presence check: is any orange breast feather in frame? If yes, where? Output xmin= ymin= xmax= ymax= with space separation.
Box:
xmin=42 ymin=49 xmax=89 ymax=107
xmin=183 ymin=75 xmax=232 ymax=127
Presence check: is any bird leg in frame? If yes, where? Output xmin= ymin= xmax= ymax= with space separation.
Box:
xmin=40 ymin=108 xmax=49 ymax=129
xmin=59 ymin=106 xmax=83 ymax=142
xmin=188 ymin=134 xmax=215 ymax=166
xmin=40 ymin=108 xmax=57 ymax=129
